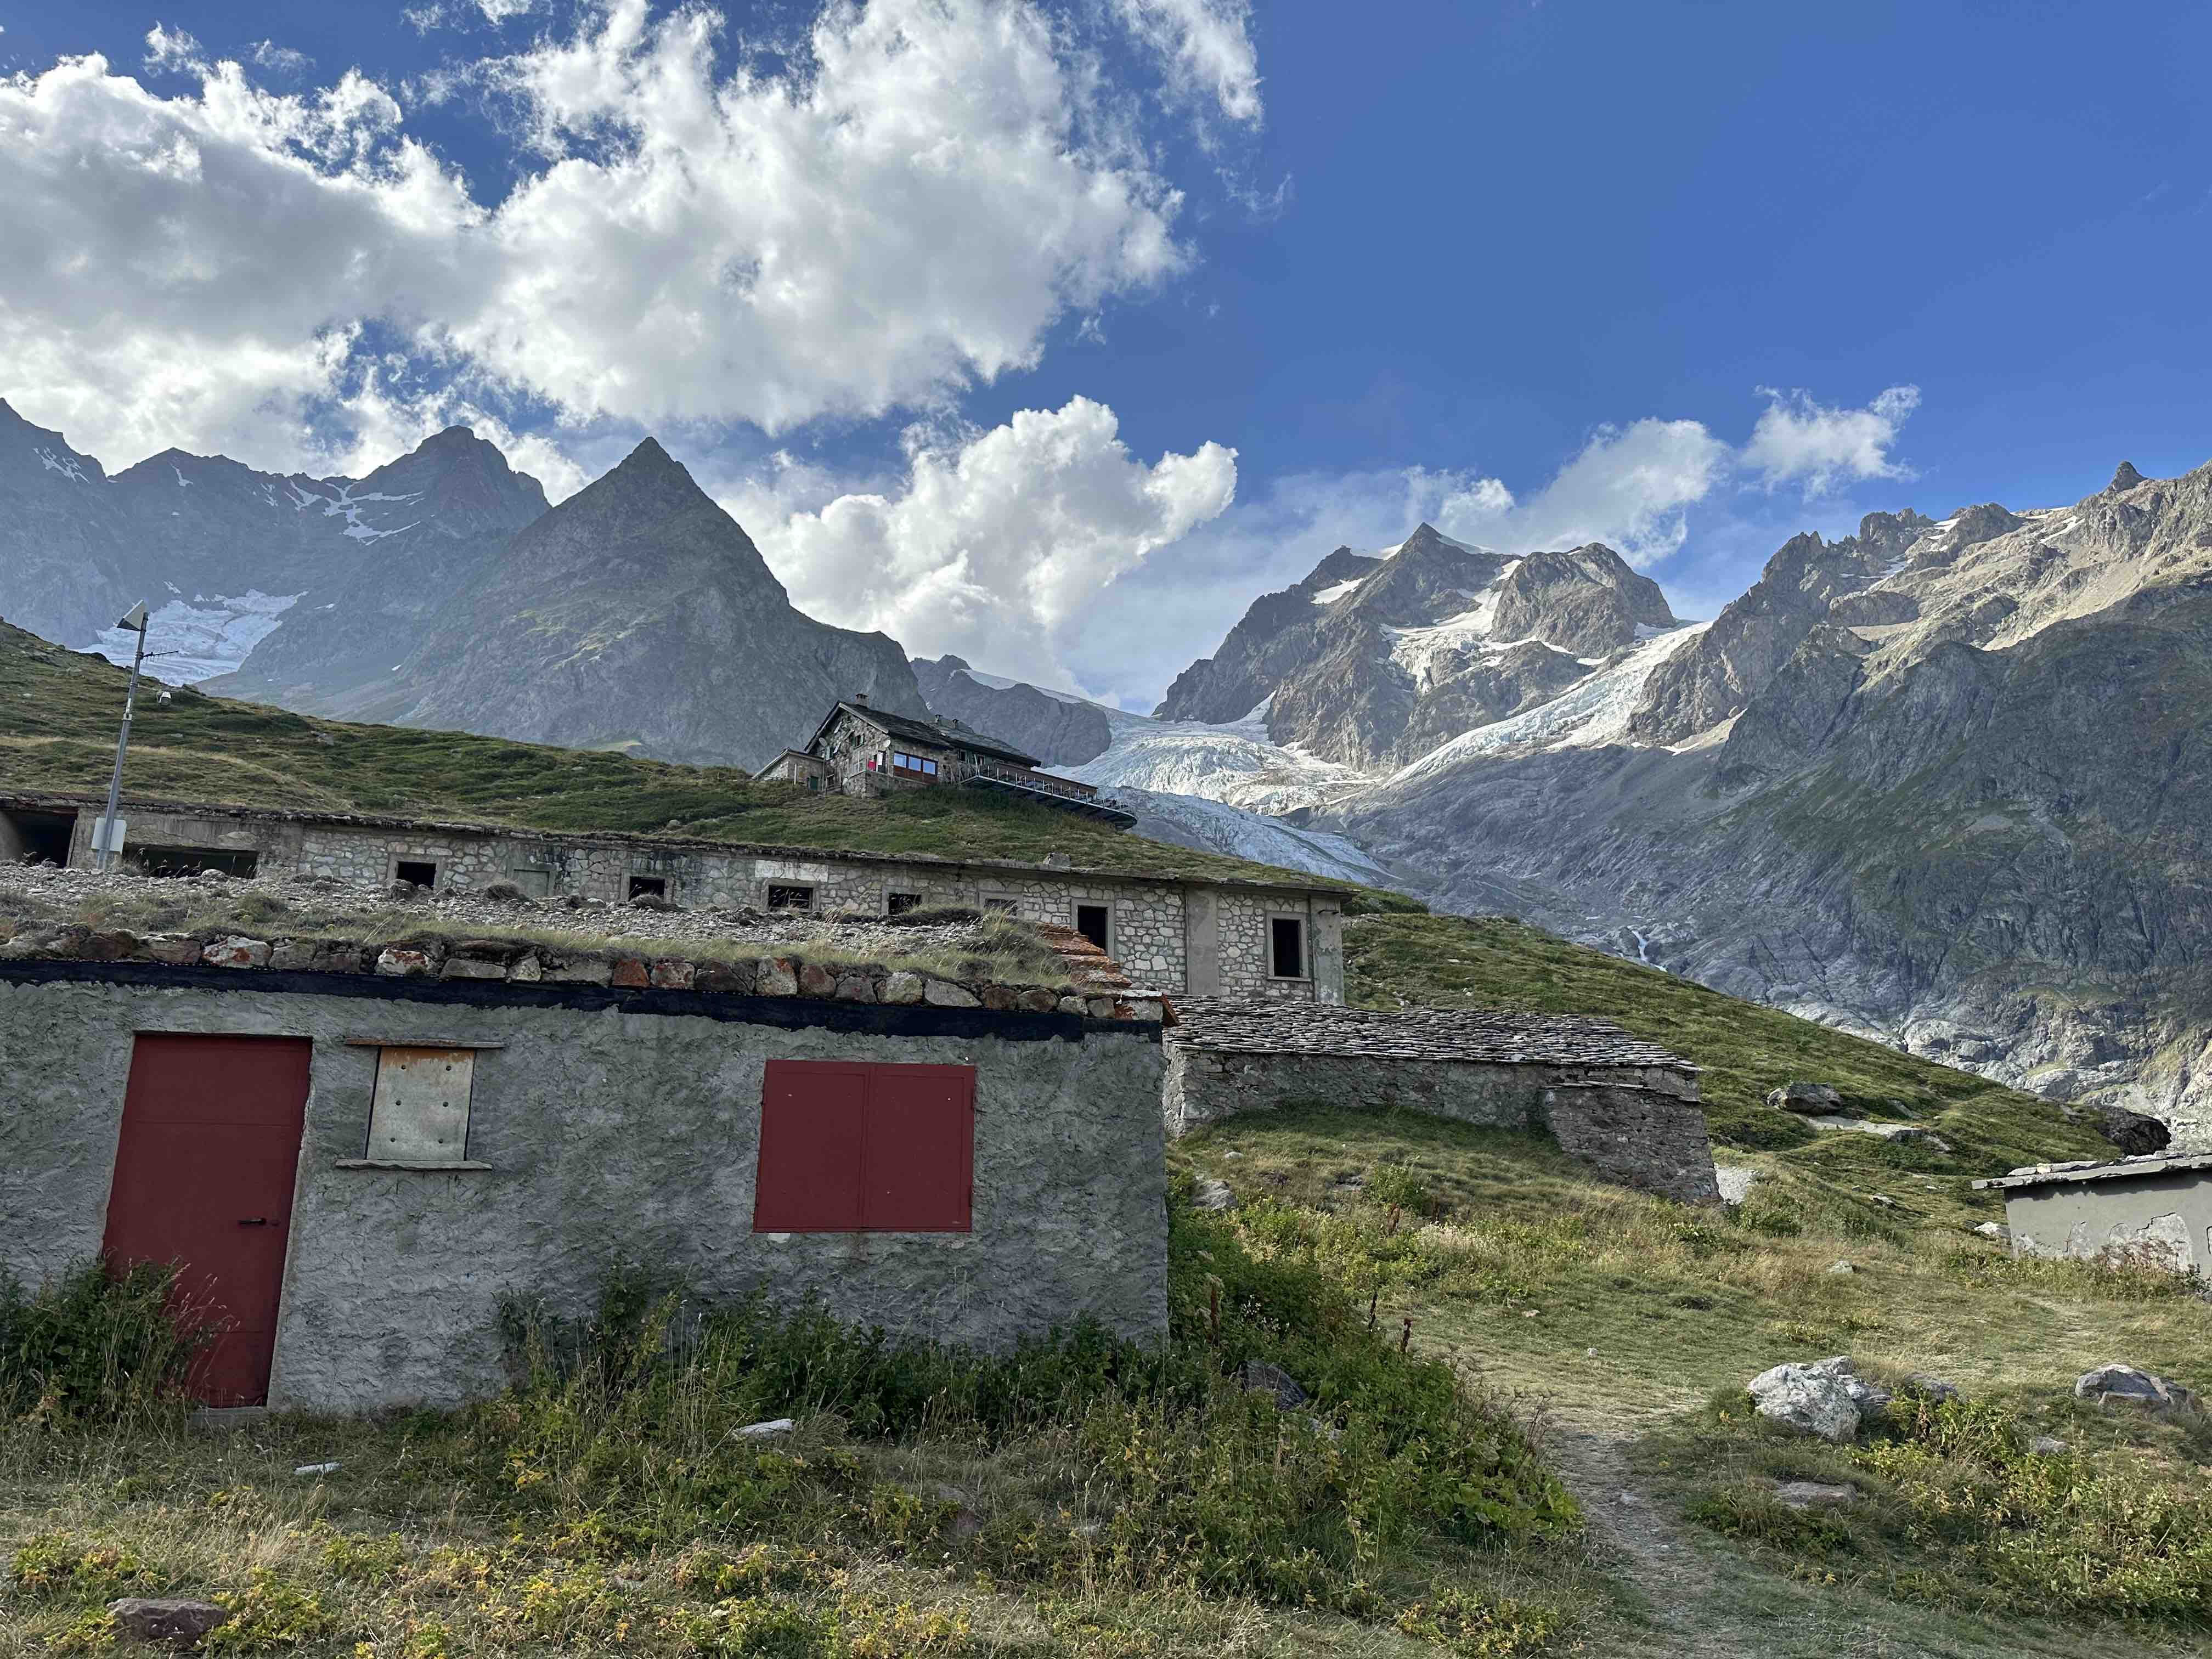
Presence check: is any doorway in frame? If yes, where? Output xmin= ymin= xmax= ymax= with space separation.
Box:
xmin=1074 ymin=903 xmax=1111 ymax=952
xmin=101 ymin=1035 xmax=312 ymax=1406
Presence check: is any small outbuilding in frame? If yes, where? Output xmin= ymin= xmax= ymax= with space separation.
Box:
xmin=1162 ymin=998 xmax=1718 ymax=1204
xmin=1973 ymin=1152 xmax=2212 ymax=1275
xmin=1 ymin=912 xmax=1169 ymax=1413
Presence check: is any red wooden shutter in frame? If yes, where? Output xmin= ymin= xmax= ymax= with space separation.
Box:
xmin=861 ymin=1065 xmax=974 ymax=1232
xmin=752 ymin=1063 xmax=866 ymax=1231
xmin=752 ymin=1061 xmax=973 ymax=1233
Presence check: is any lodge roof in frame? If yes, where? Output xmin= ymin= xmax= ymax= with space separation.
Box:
xmin=0 ymin=788 xmax=1342 ymax=896
xmin=810 ymin=701 xmax=1042 ymax=770
xmin=1972 ymin=1151 xmax=2212 ymax=1193
xmin=1166 ymin=997 xmax=1697 ymax=1073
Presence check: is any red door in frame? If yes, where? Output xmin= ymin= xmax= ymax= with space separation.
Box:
xmin=101 ymin=1035 xmax=312 ymax=1406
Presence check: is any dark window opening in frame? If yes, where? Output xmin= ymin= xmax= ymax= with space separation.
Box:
xmin=627 ymin=875 xmax=668 ymax=901
xmin=1270 ymin=916 xmax=1306 ymax=979
xmin=1075 ymin=904 xmax=1110 ymax=951
xmin=982 ymin=897 xmax=1018 ymax=915
xmin=4 ymin=810 xmax=76 ymax=865
xmin=767 ymin=883 xmax=815 ymax=912
xmin=753 ymin=1060 xmax=974 ymax=1233
xmin=139 ymin=846 xmax=261 ymax=879
xmin=395 ymin=860 xmax=438 ymax=889
xmin=886 ymin=891 xmax=922 ymax=916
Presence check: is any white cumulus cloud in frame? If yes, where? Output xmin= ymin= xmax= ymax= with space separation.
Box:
xmin=1112 ymin=0 xmax=1261 ymax=124
xmin=740 ymin=397 xmax=1237 ymax=692
xmin=0 ymin=0 xmax=1212 ymax=473
xmin=1741 ymin=384 xmax=1922 ymax=494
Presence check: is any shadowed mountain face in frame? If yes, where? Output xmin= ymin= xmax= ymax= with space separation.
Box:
xmin=381 ymin=439 xmax=928 ymax=768
xmin=1156 ymin=523 xmax=1677 ymax=768
xmin=1324 ymin=459 xmax=2212 ymax=1144
xmin=910 ymin=656 xmax=1114 ymax=766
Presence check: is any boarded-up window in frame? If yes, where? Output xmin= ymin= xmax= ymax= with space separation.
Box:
xmin=364 ymin=1047 xmax=478 ymax=1163
xmin=753 ymin=1061 xmax=974 ymax=1233
xmin=766 ymin=883 xmax=815 ymax=912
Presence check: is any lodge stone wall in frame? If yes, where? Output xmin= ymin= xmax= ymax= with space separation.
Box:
xmin=27 ymin=796 xmax=1347 ymax=1003
xmin=1 ymin=969 xmax=1168 ymax=1411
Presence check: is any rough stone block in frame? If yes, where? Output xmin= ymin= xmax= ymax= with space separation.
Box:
xmin=834 ymin=973 xmax=877 ymax=1003
xmin=1122 ymin=999 xmax=1163 ymax=1023
xmin=882 ymin=971 xmax=924 ymax=1005
xmin=108 ymin=1598 xmax=232 ymax=1647
xmin=441 ymin=958 xmax=507 ymax=981
xmin=509 ymin=954 xmax=544 ymax=983
xmin=695 ymin=960 xmax=755 ymax=995
xmin=314 ymin=944 xmax=368 ymax=974
xmin=1057 ymin=996 xmax=1086 ymax=1015
xmin=82 ymin=930 xmax=140 ymax=962
xmin=374 ymin=947 xmax=435 ymax=978
xmin=202 ymin=936 xmax=272 ymax=970
xmin=1017 ymin=989 xmax=1058 ymax=1013
xmin=609 ymin=957 xmax=651 ymax=989
xmin=268 ymin=941 xmax=318 ymax=972
xmin=798 ymin=963 xmax=838 ymax=997
xmin=545 ymin=957 xmax=613 ymax=985
xmin=651 ymin=960 xmax=697 ymax=990
xmin=145 ymin=934 xmax=202 ymax=966
xmin=924 ymin=979 xmax=979 ymax=1007
xmin=1086 ymin=997 xmax=1116 ymax=1019
xmin=757 ymin=959 xmax=798 ymax=996
xmin=980 ymin=985 xmax=1018 ymax=1011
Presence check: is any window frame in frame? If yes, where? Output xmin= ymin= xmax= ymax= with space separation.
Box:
xmin=393 ymin=858 xmax=438 ymax=890
xmin=337 ymin=1039 xmax=504 ymax=1172
xmin=765 ymin=882 xmax=817 ymax=913
xmin=627 ymin=874 xmax=669 ymax=901
xmin=752 ymin=1060 xmax=976 ymax=1234
xmin=885 ymin=890 xmax=923 ymax=917
xmin=1267 ymin=912 xmax=1310 ymax=981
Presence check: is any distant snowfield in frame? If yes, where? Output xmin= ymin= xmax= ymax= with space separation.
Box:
xmin=1384 ymin=621 xmax=1711 ymax=787
xmin=1053 ymin=699 xmax=1369 ymax=815
xmin=84 ymin=591 xmax=303 ymax=684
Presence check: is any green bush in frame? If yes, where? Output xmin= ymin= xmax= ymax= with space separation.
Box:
xmin=0 ymin=1260 xmax=207 ymax=1426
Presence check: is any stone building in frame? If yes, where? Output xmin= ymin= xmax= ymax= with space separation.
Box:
xmin=1974 ymin=1152 xmax=2212 ymax=1276
xmin=0 ymin=789 xmax=1345 ymax=1002
xmin=755 ymin=696 xmax=1136 ymax=827
xmin=1163 ymin=998 xmax=1719 ymax=1203
xmin=0 ymin=924 xmax=1168 ymax=1411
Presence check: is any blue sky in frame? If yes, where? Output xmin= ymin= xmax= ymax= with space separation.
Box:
xmin=4 ymin=1 xmax=2208 ymax=704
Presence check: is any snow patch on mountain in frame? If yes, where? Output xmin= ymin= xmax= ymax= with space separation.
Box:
xmin=85 ymin=591 xmax=304 ymax=684
xmin=1055 ymin=703 xmax=1368 ymax=814
xmin=1386 ymin=621 xmax=1711 ymax=785
xmin=1109 ymin=785 xmax=1393 ymax=884
xmin=34 ymin=447 xmax=91 ymax=483
xmin=1310 ymin=578 xmax=1364 ymax=605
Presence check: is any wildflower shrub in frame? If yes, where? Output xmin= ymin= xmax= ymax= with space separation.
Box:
xmin=0 ymin=1259 xmax=208 ymax=1426
xmin=471 ymin=1205 xmax=1575 ymax=1617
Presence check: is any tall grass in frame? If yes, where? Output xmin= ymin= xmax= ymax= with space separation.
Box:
xmin=0 ymin=1259 xmax=208 ymax=1427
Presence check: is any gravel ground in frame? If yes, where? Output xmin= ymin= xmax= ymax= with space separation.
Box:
xmin=0 ymin=861 xmax=996 ymax=960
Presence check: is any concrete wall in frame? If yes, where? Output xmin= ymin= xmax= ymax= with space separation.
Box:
xmin=2004 ymin=1173 xmax=2212 ymax=1274
xmin=0 ymin=974 xmax=1167 ymax=1412
xmin=43 ymin=803 xmax=1345 ymax=1003
xmin=1163 ymin=1042 xmax=1719 ymax=1204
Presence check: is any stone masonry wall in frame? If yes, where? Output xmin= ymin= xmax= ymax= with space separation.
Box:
xmin=46 ymin=802 xmax=1350 ymax=1000
xmin=1164 ymin=1043 xmax=1719 ymax=1204
xmin=0 ymin=973 xmax=1169 ymax=1412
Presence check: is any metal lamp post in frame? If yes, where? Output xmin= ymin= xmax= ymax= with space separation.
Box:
xmin=95 ymin=602 xmax=150 ymax=874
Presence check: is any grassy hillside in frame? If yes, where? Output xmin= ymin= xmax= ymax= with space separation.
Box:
xmin=0 ymin=623 xmax=1337 ymax=887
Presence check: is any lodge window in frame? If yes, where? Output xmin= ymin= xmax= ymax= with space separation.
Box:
xmin=395 ymin=859 xmax=438 ymax=889
xmin=627 ymin=875 xmax=668 ymax=901
xmin=766 ymin=883 xmax=816 ymax=912
xmin=888 ymin=751 xmax=940 ymax=778
xmin=887 ymin=891 xmax=923 ymax=916
xmin=337 ymin=1040 xmax=502 ymax=1171
xmin=1074 ymin=903 xmax=1111 ymax=952
xmin=1269 ymin=916 xmax=1307 ymax=980
xmin=752 ymin=1060 xmax=975 ymax=1233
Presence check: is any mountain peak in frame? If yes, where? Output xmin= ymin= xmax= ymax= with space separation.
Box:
xmin=2108 ymin=461 xmax=2147 ymax=493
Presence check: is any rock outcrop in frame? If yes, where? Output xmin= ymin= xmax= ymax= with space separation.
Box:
xmin=910 ymin=655 xmax=1114 ymax=766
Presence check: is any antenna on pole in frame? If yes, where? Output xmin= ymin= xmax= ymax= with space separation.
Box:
xmin=95 ymin=602 xmax=150 ymax=875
